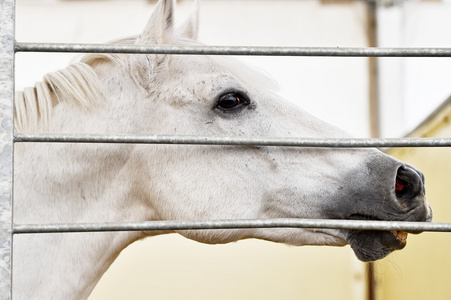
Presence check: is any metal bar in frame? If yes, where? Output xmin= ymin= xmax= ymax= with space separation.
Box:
xmin=14 ymin=42 xmax=451 ymax=57
xmin=366 ymin=0 xmax=381 ymax=139
xmin=13 ymin=133 xmax=451 ymax=148
xmin=13 ymin=219 xmax=451 ymax=234
xmin=0 ymin=0 xmax=14 ymax=298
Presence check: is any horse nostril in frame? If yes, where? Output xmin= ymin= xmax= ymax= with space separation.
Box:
xmin=395 ymin=165 xmax=424 ymax=204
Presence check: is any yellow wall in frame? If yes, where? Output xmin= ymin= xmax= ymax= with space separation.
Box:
xmin=89 ymin=236 xmax=366 ymax=300
xmin=376 ymin=100 xmax=451 ymax=300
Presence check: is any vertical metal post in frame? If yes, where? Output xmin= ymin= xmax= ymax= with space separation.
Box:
xmin=366 ymin=0 xmax=380 ymax=138
xmin=365 ymin=2 xmax=378 ymax=299
xmin=0 ymin=0 xmax=14 ymax=299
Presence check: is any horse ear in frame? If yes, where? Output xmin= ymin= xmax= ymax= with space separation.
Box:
xmin=136 ymin=0 xmax=175 ymax=45
xmin=131 ymin=0 xmax=174 ymax=90
xmin=176 ymin=0 xmax=199 ymax=40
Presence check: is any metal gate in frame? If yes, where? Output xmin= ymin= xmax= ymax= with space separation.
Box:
xmin=2 ymin=0 xmax=451 ymax=299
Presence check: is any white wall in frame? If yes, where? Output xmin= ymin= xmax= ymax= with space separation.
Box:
xmin=378 ymin=0 xmax=451 ymax=137
xmin=17 ymin=1 xmax=451 ymax=138
xmin=16 ymin=0 xmax=371 ymax=137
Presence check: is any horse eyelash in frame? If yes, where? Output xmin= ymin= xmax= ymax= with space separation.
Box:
xmin=214 ymin=90 xmax=251 ymax=113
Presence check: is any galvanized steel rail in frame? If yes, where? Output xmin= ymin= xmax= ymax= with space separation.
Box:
xmin=14 ymin=133 xmax=451 ymax=148
xmin=3 ymin=4 xmax=451 ymax=300
xmin=14 ymin=42 xmax=451 ymax=57
xmin=10 ymin=38 xmax=451 ymax=239
xmin=0 ymin=0 xmax=14 ymax=298
xmin=13 ymin=219 xmax=451 ymax=234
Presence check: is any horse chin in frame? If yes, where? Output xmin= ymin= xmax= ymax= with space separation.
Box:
xmin=347 ymin=230 xmax=408 ymax=262
xmin=255 ymin=228 xmax=348 ymax=247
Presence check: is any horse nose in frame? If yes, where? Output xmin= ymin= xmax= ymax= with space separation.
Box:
xmin=395 ymin=165 xmax=425 ymax=208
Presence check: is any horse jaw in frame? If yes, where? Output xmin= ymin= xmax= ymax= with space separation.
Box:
xmin=255 ymin=229 xmax=348 ymax=248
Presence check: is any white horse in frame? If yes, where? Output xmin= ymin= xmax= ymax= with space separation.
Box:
xmin=13 ymin=0 xmax=432 ymax=299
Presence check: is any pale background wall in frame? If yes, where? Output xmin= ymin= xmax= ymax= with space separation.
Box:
xmin=376 ymin=99 xmax=451 ymax=300
xmin=16 ymin=0 xmax=371 ymax=137
xmin=14 ymin=0 xmax=451 ymax=299
xmin=377 ymin=0 xmax=451 ymax=137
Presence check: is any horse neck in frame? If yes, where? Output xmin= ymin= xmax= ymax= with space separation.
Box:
xmin=13 ymin=231 xmax=142 ymax=300
xmin=13 ymin=137 xmax=158 ymax=299
xmin=14 ymin=63 xmax=151 ymax=223
xmin=13 ymin=65 xmax=161 ymax=299
xmin=13 ymin=140 xmax=162 ymax=299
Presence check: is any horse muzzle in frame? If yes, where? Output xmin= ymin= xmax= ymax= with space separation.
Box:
xmin=342 ymin=157 xmax=432 ymax=262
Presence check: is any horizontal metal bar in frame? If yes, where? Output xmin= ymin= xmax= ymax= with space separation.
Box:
xmin=14 ymin=42 xmax=451 ymax=57
xmin=13 ymin=133 xmax=451 ymax=148
xmin=13 ymin=219 xmax=451 ymax=234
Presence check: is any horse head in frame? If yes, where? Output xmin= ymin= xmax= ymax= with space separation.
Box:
xmin=96 ymin=0 xmax=429 ymax=262
xmin=13 ymin=1 xmax=435 ymax=298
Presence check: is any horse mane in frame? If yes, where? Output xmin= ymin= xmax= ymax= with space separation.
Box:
xmin=14 ymin=36 xmax=277 ymax=132
xmin=14 ymin=38 xmax=135 ymax=133
xmin=15 ymin=62 xmax=102 ymax=132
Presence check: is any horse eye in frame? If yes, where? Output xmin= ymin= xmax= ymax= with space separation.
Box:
xmin=216 ymin=92 xmax=249 ymax=112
